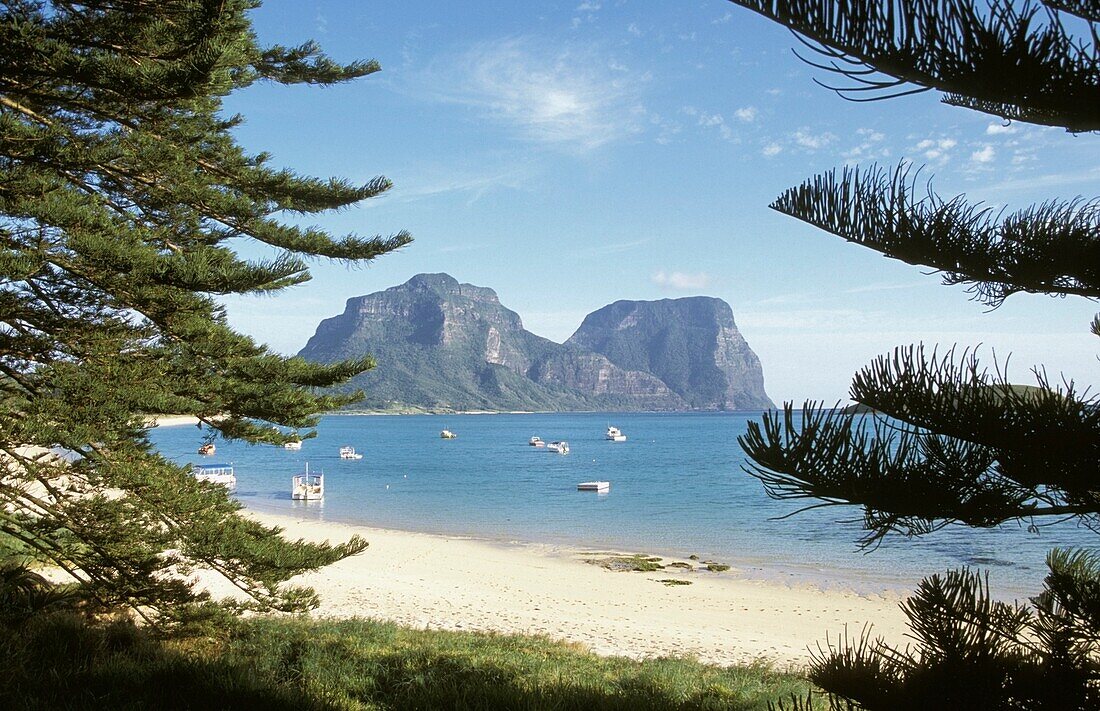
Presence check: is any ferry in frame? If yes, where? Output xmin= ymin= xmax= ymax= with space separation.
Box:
xmin=192 ymin=463 xmax=235 ymax=488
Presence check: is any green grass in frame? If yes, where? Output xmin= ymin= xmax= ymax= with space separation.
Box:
xmin=1 ymin=614 xmax=812 ymax=710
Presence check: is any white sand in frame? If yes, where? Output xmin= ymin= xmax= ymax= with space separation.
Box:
xmin=233 ymin=510 xmax=911 ymax=670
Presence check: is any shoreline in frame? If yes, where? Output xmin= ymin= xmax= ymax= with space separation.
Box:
xmin=215 ymin=508 xmax=911 ymax=670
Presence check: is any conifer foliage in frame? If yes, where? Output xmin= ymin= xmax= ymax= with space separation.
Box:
xmin=724 ymin=1 xmax=1099 ymax=708
xmin=0 ymin=0 xmax=409 ymax=623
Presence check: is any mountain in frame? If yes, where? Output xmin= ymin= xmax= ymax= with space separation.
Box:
xmin=565 ymin=298 xmax=773 ymax=410
xmin=298 ymin=273 xmax=773 ymax=412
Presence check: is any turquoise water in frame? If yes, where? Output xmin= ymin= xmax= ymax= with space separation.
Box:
xmin=149 ymin=412 xmax=1088 ymax=598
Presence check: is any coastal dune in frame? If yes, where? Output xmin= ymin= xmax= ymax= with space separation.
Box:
xmin=237 ymin=511 xmax=911 ymax=669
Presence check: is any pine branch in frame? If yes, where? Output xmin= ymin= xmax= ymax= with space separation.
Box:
xmin=1042 ymin=0 xmax=1100 ymax=23
xmin=771 ymin=163 xmax=1100 ymax=306
xmin=851 ymin=345 xmax=1100 ymax=497
xmin=726 ymin=0 xmax=1100 ymax=131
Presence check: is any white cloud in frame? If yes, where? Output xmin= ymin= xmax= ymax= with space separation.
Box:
xmin=986 ymin=123 xmax=1017 ymax=135
xmin=627 ymin=22 xmax=642 ymax=37
xmin=653 ymin=270 xmax=712 ymax=290
xmin=913 ymin=136 xmax=957 ymax=163
xmin=576 ymin=1 xmax=601 ymax=10
xmin=422 ymin=38 xmax=645 ymax=152
xmin=762 ymin=142 xmax=782 ymax=157
xmin=971 ymin=145 xmax=996 ymax=163
xmin=793 ymin=129 xmax=837 ymax=150
xmin=734 ymin=106 xmax=757 ymax=122
xmin=712 ymin=12 xmax=733 ymax=24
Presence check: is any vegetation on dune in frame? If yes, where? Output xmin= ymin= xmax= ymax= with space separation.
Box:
xmin=0 ymin=613 xmax=811 ymax=711
xmin=722 ymin=1 xmax=1100 ymax=708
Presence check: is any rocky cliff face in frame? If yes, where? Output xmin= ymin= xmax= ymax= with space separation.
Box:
xmin=566 ymin=297 xmax=774 ymax=410
xmin=299 ymin=274 xmax=772 ymax=412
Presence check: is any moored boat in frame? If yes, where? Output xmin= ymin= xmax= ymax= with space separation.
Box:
xmin=529 ymin=436 xmax=545 ymax=447
xmin=198 ymin=442 xmax=216 ymax=456
xmin=292 ymin=464 xmax=324 ymax=500
xmin=577 ymin=481 xmax=609 ymax=493
xmin=192 ymin=463 xmax=235 ymax=488
xmin=339 ymin=446 xmax=363 ymax=460
xmin=440 ymin=430 xmax=457 ymax=439
xmin=546 ymin=441 xmax=569 ymax=454
xmin=605 ymin=426 xmax=626 ymax=442
xmin=283 ymin=440 xmax=302 ymax=450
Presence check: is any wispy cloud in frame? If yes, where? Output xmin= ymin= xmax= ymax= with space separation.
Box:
xmin=418 ymin=37 xmax=645 ymax=152
xmin=388 ymin=164 xmax=532 ymax=204
xmin=793 ymin=129 xmax=837 ymax=150
xmin=653 ymin=270 xmax=711 ymax=290
xmin=577 ymin=237 xmax=655 ymax=258
xmin=734 ymin=106 xmax=757 ymax=122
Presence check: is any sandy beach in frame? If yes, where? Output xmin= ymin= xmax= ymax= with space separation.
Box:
xmin=228 ymin=510 xmax=912 ymax=670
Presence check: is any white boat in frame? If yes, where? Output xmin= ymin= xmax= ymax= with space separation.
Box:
xmin=292 ymin=464 xmax=324 ymax=500
xmin=440 ymin=430 xmax=457 ymax=439
xmin=605 ymin=426 xmax=627 ymax=442
xmin=529 ymin=436 xmax=545 ymax=447
xmin=198 ymin=442 xmax=216 ymax=456
xmin=192 ymin=463 xmax=235 ymax=488
xmin=339 ymin=446 xmax=362 ymax=460
xmin=283 ymin=440 xmax=302 ymax=450
xmin=577 ymin=481 xmax=610 ymax=493
xmin=546 ymin=441 xmax=570 ymax=454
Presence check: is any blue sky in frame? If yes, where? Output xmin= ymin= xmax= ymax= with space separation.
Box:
xmin=221 ymin=1 xmax=1100 ymax=403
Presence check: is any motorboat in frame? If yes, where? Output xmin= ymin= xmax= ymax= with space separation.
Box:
xmin=198 ymin=443 xmax=216 ymax=456
xmin=605 ymin=426 xmax=626 ymax=442
xmin=339 ymin=446 xmax=363 ymax=460
xmin=577 ymin=481 xmax=610 ymax=493
xmin=192 ymin=463 xmax=235 ymax=488
xmin=292 ymin=464 xmax=324 ymax=500
xmin=529 ymin=436 xmax=545 ymax=447
xmin=440 ymin=430 xmax=457 ymax=439
xmin=283 ymin=440 xmax=302 ymax=450
xmin=546 ymin=441 xmax=569 ymax=454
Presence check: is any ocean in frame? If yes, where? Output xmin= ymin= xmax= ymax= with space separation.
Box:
xmin=149 ymin=411 xmax=1089 ymax=599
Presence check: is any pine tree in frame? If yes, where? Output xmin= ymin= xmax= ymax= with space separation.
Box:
xmin=721 ymin=1 xmax=1100 ymax=708
xmin=0 ymin=0 xmax=410 ymax=624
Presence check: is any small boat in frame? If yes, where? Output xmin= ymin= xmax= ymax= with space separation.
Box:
xmin=198 ymin=443 xmax=216 ymax=456
xmin=192 ymin=463 xmax=235 ymax=488
xmin=577 ymin=481 xmax=610 ymax=493
xmin=605 ymin=426 xmax=627 ymax=442
xmin=339 ymin=446 xmax=363 ymax=460
xmin=546 ymin=441 xmax=569 ymax=454
xmin=292 ymin=464 xmax=324 ymax=500
xmin=440 ymin=430 xmax=457 ymax=439
xmin=529 ymin=436 xmax=545 ymax=447
xmin=283 ymin=440 xmax=302 ymax=450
